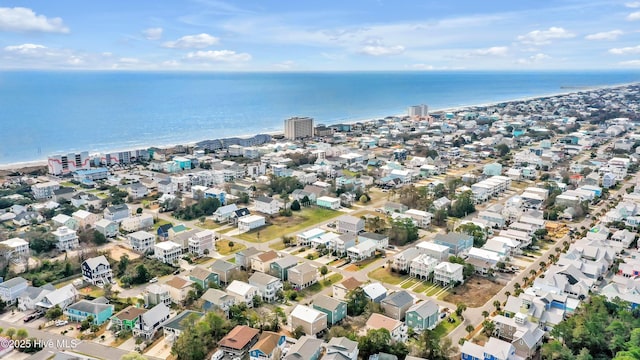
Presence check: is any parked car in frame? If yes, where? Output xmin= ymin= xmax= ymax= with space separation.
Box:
xmin=149 ymin=277 xmax=158 ymax=283
xmin=55 ymin=320 xmax=68 ymax=327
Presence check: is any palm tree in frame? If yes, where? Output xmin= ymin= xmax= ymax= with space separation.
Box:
xmin=523 ymin=276 xmax=529 ymax=285
xmin=529 ymin=269 xmax=537 ymax=276
xmin=465 ymin=324 xmax=475 ymax=335
xmin=493 ymin=300 xmax=501 ymax=311
xmin=513 ymin=282 xmax=521 ymax=289
xmin=482 ymin=310 xmax=489 ymax=318
xmin=504 ymin=291 xmax=511 ymax=298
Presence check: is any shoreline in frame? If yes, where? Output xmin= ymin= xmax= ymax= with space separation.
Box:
xmin=0 ymin=81 xmax=636 ymax=172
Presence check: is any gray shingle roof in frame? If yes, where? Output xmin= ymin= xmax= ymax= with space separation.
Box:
xmin=381 ymin=291 xmax=413 ymax=308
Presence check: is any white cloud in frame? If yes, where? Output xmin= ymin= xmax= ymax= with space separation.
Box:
xmin=465 ymin=46 xmax=509 ymax=57
xmin=4 ymin=43 xmax=47 ymax=54
xmin=143 ymin=27 xmax=163 ymax=40
xmin=163 ymin=33 xmax=219 ymax=49
xmin=626 ymin=2 xmax=640 ymax=8
xmin=585 ymin=30 xmax=623 ymax=41
xmin=620 ymin=60 xmax=640 ymax=66
xmin=517 ymin=53 xmax=551 ymax=64
xmin=609 ymin=45 xmax=640 ymax=55
xmin=185 ymin=50 xmax=251 ymax=62
xmin=517 ymin=27 xmax=575 ymax=45
xmin=628 ymin=12 xmax=640 ymax=20
xmin=273 ymin=60 xmax=295 ymax=70
xmin=359 ymin=44 xmax=405 ymax=56
xmin=0 ymin=7 xmax=69 ymax=33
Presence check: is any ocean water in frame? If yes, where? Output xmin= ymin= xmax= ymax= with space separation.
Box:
xmin=0 ymin=70 xmax=639 ymax=164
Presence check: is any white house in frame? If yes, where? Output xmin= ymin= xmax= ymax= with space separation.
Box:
xmin=347 ymin=240 xmax=377 ymax=261
xmin=254 ymin=196 xmax=283 ymax=215
xmin=120 ymin=213 xmax=154 ymax=232
xmin=154 ymin=241 xmax=182 ymax=265
xmin=404 ymin=209 xmax=433 ymax=228
xmin=409 ymin=254 xmax=439 ymax=280
xmin=238 ymin=215 xmax=266 ymax=233
xmin=128 ymin=231 xmax=156 ymax=253
xmin=188 ymin=230 xmax=215 ymax=257
xmin=52 ymin=226 xmax=80 ymax=250
xmin=433 ymin=262 xmax=464 ymax=286
xmin=226 ymin=280 xmax=259 ymax=307
xmin=0 ymin=238 xmax=29 ymax=261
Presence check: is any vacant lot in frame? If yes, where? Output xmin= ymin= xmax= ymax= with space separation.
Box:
xmin=237 ymin=207 xmax=341 ymax=242
xmin=443 ymin=276 xmax=504 ymax=308
xmin=368 ymin=267 xmax=408 ymax=285
xmin=216 ymin=239 xmax=246 ymax=255
xmin=109 ymin=245 xmax=141 ymax=260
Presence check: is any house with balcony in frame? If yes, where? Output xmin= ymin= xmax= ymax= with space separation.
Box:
xmin=461 ymin=337 xmax=519 ymax=360
xmin=416 ymin=241 xmax=450 ymax=261
xmin=297 ymin=228 xmax=326 ymax=247
xmin=35 ymin=284 xmax=78 ymax=311
xmin=226 ymin=280 xmax=259 ymax=307
xmin=324 ymin=337 xmax=359 ymax=360
xmin=410 ymin=254 xmax=438 ymax=280
xmin=0 ymin=277 xmax=28 ymax=304
xmin=154 ymin=241 xmax=182 ymax=265
xmin=219 ymin=325 xmax=260 ymax=359
xmin=0 ymin=238 xmax=29 ymax=262
xmin=364 ymin=313 xmax=407 ymax=342
xmin=347 ymin=240 xmax=377 ymax=262
xmin=121 ymin=213 xmax=154 ymax=232
xmin=405 ymin=300 xmax=439 ymax=331
xmin=128 ymin=231 xmax=155 ymax=253
xmin=249 ymin=331 xmax=286 ymax=360
xmin=144 ymin=284 xmax=172 ymax=307
xmin=95 ymin=219 xmax=118 ymax=238
xmin=330 ymin=233 xmax=357 ymax=256
xmin=72 ymin=210 xmax=101 ymax=229
xmin=433 ymin=262 xmax=464 ymax=286
xmin=313 ymin=294 xmax=347 ymax=325
xmin=210 ymin=259 xmax=239 ymax=284
xmin=165 ymin=276 xmax=194 ymax=305
xmin=404 ymin=209 xmax=433 ymax=228
xmin=254 ymin=196 xmax=284 ymax=215
xmin=65 ymin=299 xmax=114 ymax=325
xmin=433 ymin=232 xmax=473 ymax=255
xmin=52 ymin=214 xmax=79 ymax=230
xmin=250 ymin=250 xmax=279 ymax=273
xmin=392 ymin=248 xmax=421 ymax=273
xmin=492 ymin=313 xmax=545 ymax=359
xmin=358 ymin=232 xmax=389 ymax=250
xmin=288 ymin=263 xmax=318 ymax=290
xmin=81 ymin=255 xmax=113 ymax=287
xmin=189 ymin=266 xmax=218 ymax=288
xmin=188 ymin=230 xmax=215 ymax=257
xmin=249 ymin=272 xmax=283 ymax=303
xmin=133 ymin=303 xmax=171 ymax=339
xmin=236 ymin=247 xmax=262 ymax=270
xmin=111 ymin=306 xmax=147 ymax=331
xmin=163 ymin=310 xmax=204 ymax=344
xmin=201 ymin=288 xmax=236 ymax=313
xmin=52 ymin=226 xmax=80 ymax=251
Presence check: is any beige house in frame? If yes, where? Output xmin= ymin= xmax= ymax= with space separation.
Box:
xmin=72 ymin=210 xmax=101 ymax=229
xmin=250 ymin=250 xmax=279 ymax=273
xmin=290 ymin=305 xmax=327 ymax=336
xmin=165 ymin=276 xmax=194 ymax=304
xmin=287 ymin=263 xmax=318 ymax=290
xmin=332 ymin=277 xmax=363 ymax=301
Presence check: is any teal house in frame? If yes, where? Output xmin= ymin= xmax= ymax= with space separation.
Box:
xmin=312 ymin=295 xmax=347 ymax=326
xmin=269 ymin=256 xmax=298 ymax=281
xmin=405 ymin=300 xmax=439 ymax=331
xmin=65 ymin=299 xmax=114 ymax=325
xmin=189 ymin=267 xmax=219 ymax=288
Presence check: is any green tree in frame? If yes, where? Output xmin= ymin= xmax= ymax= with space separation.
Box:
xmin=15 ymin=329 xmax=28 ymax=340
xmin=117 ymin=255 xmax=129 ymax=276
xmin=93 ymin=230 xmax=108 ymax=245
xmin=456 ymin=223 xmax=487 ymax=247
xmin=450 ymin=191 xmax=476 ymax=218
xmin=388 ymin=217 xmax=419 ymax=246
xmin=45 ymin=305 xmax=63 ymax=320
xmin=134 ymin=264 xmax=150 ymax=284
xmin=5 ymin=328 xmax=15 ymax=339
xmin=496 ymin=143 xmax=510 ymax=157
xmin=456 ymin=303 xmax=467 ymax=318
xmin=292 ymin=325 xmax=305 ymax=339
xmin=290 ymin=199 xmax=301 ymax=211
xmin=347 ymin=288 xmax=368 ymax=316
xmin=359 ymin=328 xmax=392 ymax=359
xmin=320 ymin=265 xmax=328 ymax=279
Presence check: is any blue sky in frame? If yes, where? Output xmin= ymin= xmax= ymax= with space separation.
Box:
xmin=1 ymin=0 xmax=640 ymax=71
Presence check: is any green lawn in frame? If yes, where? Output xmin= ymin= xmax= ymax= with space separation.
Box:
xmin=433 ymin=313 xmax=461 ymax=337
xmin=413 ymin=281 xmax=435 ymax=294
xmin=356 ymin=257 xmax=380 ymax=270
xmin=426 ymin=285 xmax=446 ymax=296
xmin=368 ymin=267 xmax=408 ymax=285
xmin=60 ymin=181 xmax=76 ymax=187
xmin=216 ymin=240 xmax=246 ymax=255
xmin=196 ymin=220 xmax=223 ymax=230
xmin=401 ymin=279 xmax=418 ymax=289
xmin=301 ymin=274 xmax=343 ymax=296
xmin=269 ymin=241 xmax=287 ymax=250
xmin=237 ymin=207 xmax=342 ymax=242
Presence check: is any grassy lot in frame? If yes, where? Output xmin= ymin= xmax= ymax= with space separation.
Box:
xmin=192 ymin=256 xmax=213 ymax=265
xmin=216 ymin=240 xmax=246 ymax=255
xmin=401 ymin=279 xmax=418 ymax=289
xmin=356 ymin=257 xmax=380 ymax=270
xmin=78 ymin=286 xmax=105 ymax=299
xmin=237 ymin=207 xmax=342 ymax=242
xmin=196 ymin=220 xmax=223 ymax=230
xmin=152 ymin=219 xmax=173 ymax=231
xmin=368 ymin=267 xmax=408 ymax=285
xmin=60 ymin=181 xmax=76 ymax=187
xmin=413 ymin=281 xmax=435 ymax=294
xmin=426 ymin=285 xmax=447 ymax=297
xmin=433 ymin=313 xmax=461 ymax=337
xmin=301 ymin=273 xmax=343 ymax=296
xmin=228 ymin=258 xmax=236 ymax=263
xmin=269 ymin=240 xmax=287 ymax=250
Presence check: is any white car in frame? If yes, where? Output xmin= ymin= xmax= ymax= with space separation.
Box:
xmin=55 ymin=320 xmax=68 ymax=327
xmin=149 ymin=277 xmax=158 ymax=283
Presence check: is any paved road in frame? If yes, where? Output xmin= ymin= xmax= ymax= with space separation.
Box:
xmin=0 ymin=319 xmax=163 ymax=360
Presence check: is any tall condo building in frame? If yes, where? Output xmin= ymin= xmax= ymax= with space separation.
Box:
xmin=408 ymin=104 xmax=429 ymax=118
xmin=48 ymin=151 xmax=91 ymax=175
xmin=284 ymin=117 xmax=314 ymax=140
